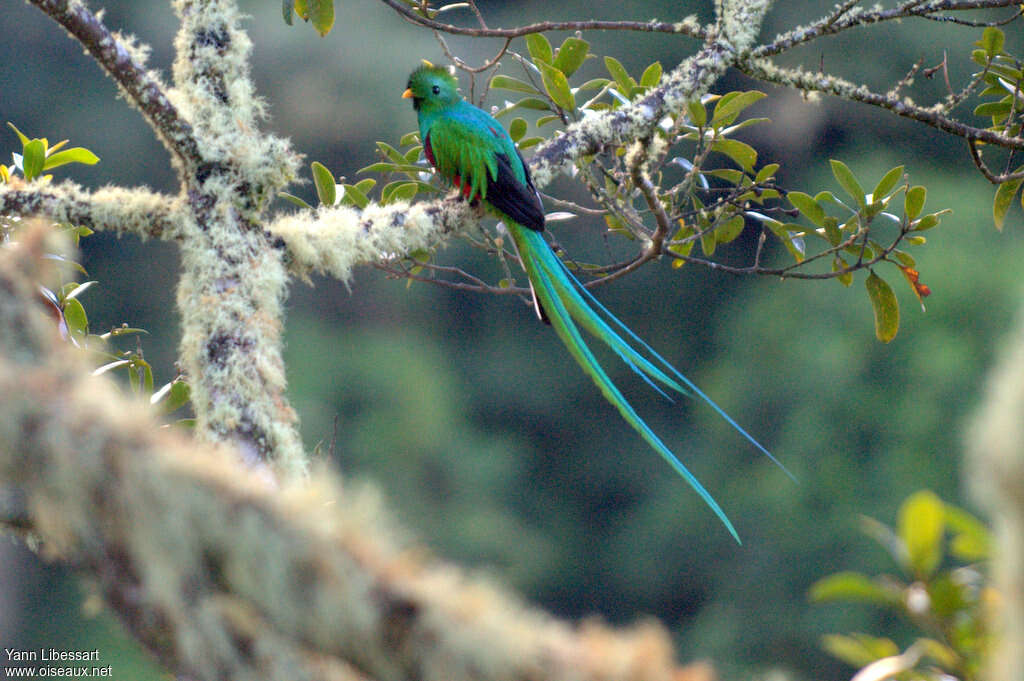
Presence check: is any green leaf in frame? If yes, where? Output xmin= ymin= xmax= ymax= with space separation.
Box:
xmin=980 ymin=27 xmax=1005 ymax=58
xmin=152 ymin=379 xmax=191 ymax=413
xmin=821 ymin=634 xmax=900 ymax=668
xmin=282 ymin=0 xmax=294 ymax=25
xmin=358 ymin=162 xmax=427 ymax=174
xmin=866 ymin=270 xmax=899 ymax=343
xmin=383 ymin=181 xmax=419 ymax=203
xmin=552 ymin=37 xmax=589 ymax=77
xmin=830 ymin=160 xmax=866 ymax=208
xmin=489 ymin=75 xmax=540 ymax=95
xmin=993 ymin=176 xmax=1022 ymax=231
xmin=833 ymin=256 xmax=853 ymax=287
xmin=711 ymin=90 xmax=766 ymax=128
xmin=376 ymin=141 xmax=407 ymax=164
xmin=340 ymin=183 xmax=369 ymax=209
xmin=974 ymin=100 xmax=1013 ymax=118
xmin=7 ymin=122 xmax=29 ymax=147
xmin=508 ymin=117 xmax=527 ymax=142
xmin=279 ymin=192 xmax=312 ymax=209
xmin=715 ymin=214 xmax=745 ymax=244
xmin=711 ymin=138 xmax=757 ymax=172
xmin=604 ymin=56 xmax=634 ymax=95
xmin=42 ymin=147 xmax=99 ymax=171
xmin=905 ymin=185 xmax=927 ymax=221
xmin=22 ymin=139 xmax=46 ymax=180
xmin=755 ymin=163 xmax=779 ymax=183
xmin=399 ymin=130 xmax=421 ymax=147
xmin=62 ymin=298 xmax=88 ymax=339
xmin=311 ymin=161 xmax=336 ymax=206
xmin=872 ymin=165 xmax=904 ymax=201
xmin=63 ymin=280 xmax=96 ymax=302
xmin=494 ymin=97 xmax=552 ymax=117
xmin=308 ymin=0 xmax=334 ymax=35
xmin=788 ymin=191 xmax=826 ymax=226
xmin=809 ymin=571 xmax=896 ymax=605
xmin=686 ymin=99 xmax=707 ymax=127
xmin=538 ymin=61 xmax=575 ymax=111
xmin=640 ymin=61 xmax=662 ymax=88
xmin=899 ymin=489 xmax=945 ymax=577
xmin=525 ymin=33 xmax=553 ymax=64
xmin=944 ymin=504 xmax=991 ymax=561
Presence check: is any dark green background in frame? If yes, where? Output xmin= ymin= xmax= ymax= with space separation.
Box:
xmin=2 ymin=1 xmax=1020 ymax=679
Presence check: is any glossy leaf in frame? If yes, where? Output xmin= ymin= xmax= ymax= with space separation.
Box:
xmin=686 ymin=99 xmax=707 ymax=127
xmin=715 ymin=214 xmax=746 ymax=244
xmin=43 ymin=147 xmax=99 ymax=171
xmin=944 ymin=505 xmax=991 ymax=561
xmin=552 ymin=37 xmax=589 ymax=77
xmin=22 ymin=139 xmax=45 ymax=180
xmin=711 ymin=90 xmax=766 ymax=128
xmin=279 ymin=192 xmax=312 ymax=209
xmin=640 ymin=61 xmax=662 ymax=88
xmin=980 ymin=27 xmax=1005 ymax=58
xmin=538 ymin=61 xmax=575 ymax=111
xmin=7 ymin=121 xmax=29 ymax=146
xmin=830 ymin=160 xmax=865 ymax=208
xmin=711 ymin=138 xmax=757 ymax=172
xmin=311 ymin=161 xmax=336 ymax=206
xmin=993 ymin=175 xmax=1022 ymax=231
xmin=899 ymin=489 xmax=945 ymax=577
xmin=490 ymin=75 xmax=540 ymax=95
xmin=525 ymin=33 xmax=553 ymax=64
xmin=340 ymin=183 xmax=370 ymax=209
xmin=872 ymin=165 xmax=904 ymax=200
xmin=508 ymin=117 xmax=528 ymax=142
xmin=788 ymin=191 xmax=826 ymax=226
xmin=905 ymin=185 xmax=927 ymax=221
xmin=809 ymin=571 xmax=897 ymax=605
xmin=604 ymin=56 xmax=634 ymax=95
xmin=821 ymin=634 xmax=899 ymax=668
xmin=62 ymin=298 xmax=88 ymax=339
xmin=866 ymin=270 xmax=899 ymax=342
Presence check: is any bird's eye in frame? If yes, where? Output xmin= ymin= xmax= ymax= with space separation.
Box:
xmin=432 ymin=85 xmax=440 ymax=95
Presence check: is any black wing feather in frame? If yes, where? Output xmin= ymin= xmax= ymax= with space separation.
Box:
xmin=486 ymin=151 xmax=545 ymax=231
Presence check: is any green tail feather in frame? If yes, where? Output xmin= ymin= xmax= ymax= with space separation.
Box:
xmin=509 ymin=223 xmax=795 ymax=542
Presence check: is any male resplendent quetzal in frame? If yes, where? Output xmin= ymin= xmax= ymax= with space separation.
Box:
xmin=403 ymin=63 xmax=785 ymax=542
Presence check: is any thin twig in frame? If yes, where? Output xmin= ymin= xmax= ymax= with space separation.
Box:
xmin=379 ymin=0 xmax=708 ymax=39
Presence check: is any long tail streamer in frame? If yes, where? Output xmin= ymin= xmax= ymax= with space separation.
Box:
xmin=510 ymin=224 xmax=794 ymax=543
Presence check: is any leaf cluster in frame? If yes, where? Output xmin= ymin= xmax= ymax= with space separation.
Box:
xmin=2 ymin=124 xmax=190 ymax=423
xmin=810 ymin=490 xmax=991 ymax=681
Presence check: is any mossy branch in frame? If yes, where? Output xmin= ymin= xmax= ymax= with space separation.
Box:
xmin=0 ymin=182 xmax=183 ymax=240
xmin=0 ymin=229 xmax=704 ymax=681
xmin=28 ymin=0 xmax=200 ymax=167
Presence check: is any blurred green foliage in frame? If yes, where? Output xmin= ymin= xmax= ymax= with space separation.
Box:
xmin=811 ymin=490 xmax=991 ymax=680
xmin=2 ymin=2 xmax=1022 ymax=680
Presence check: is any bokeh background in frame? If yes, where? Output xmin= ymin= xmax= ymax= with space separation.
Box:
xmin=2 ymin=1 xmax=1021 ymax=679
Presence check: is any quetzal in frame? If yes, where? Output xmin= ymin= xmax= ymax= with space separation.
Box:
xmin=403 ymin=63 xmax=785 ymax=542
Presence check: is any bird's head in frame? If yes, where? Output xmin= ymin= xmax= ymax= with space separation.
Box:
xmin=402 ymin=62 xmax=460 ymax=112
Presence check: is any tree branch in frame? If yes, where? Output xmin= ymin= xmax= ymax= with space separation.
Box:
xmin=753 ymin=0 xmax=1023 ymax=58
xmin=0 ymin=182 xmax=183 ymax=239
xmin=0 ymin=226 xmax=703 ymax=681
xmin=378 ymin=0 xmax=707 ymax=40
xmin=737 ymin=59 xmax=1024 ymax=150
xmin=28 ymin=0 xmax=201 ymax=167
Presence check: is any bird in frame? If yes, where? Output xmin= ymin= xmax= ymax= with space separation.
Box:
xmin=403 ymin=62 xmax=787 ymax=542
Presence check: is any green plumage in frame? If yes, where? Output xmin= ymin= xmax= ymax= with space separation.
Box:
xmin=405 ymin=64 xmax=788 ymax=542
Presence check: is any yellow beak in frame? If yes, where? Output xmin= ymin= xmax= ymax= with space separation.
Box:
xmin=402 ymin=88 xmax=414 ymax=99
